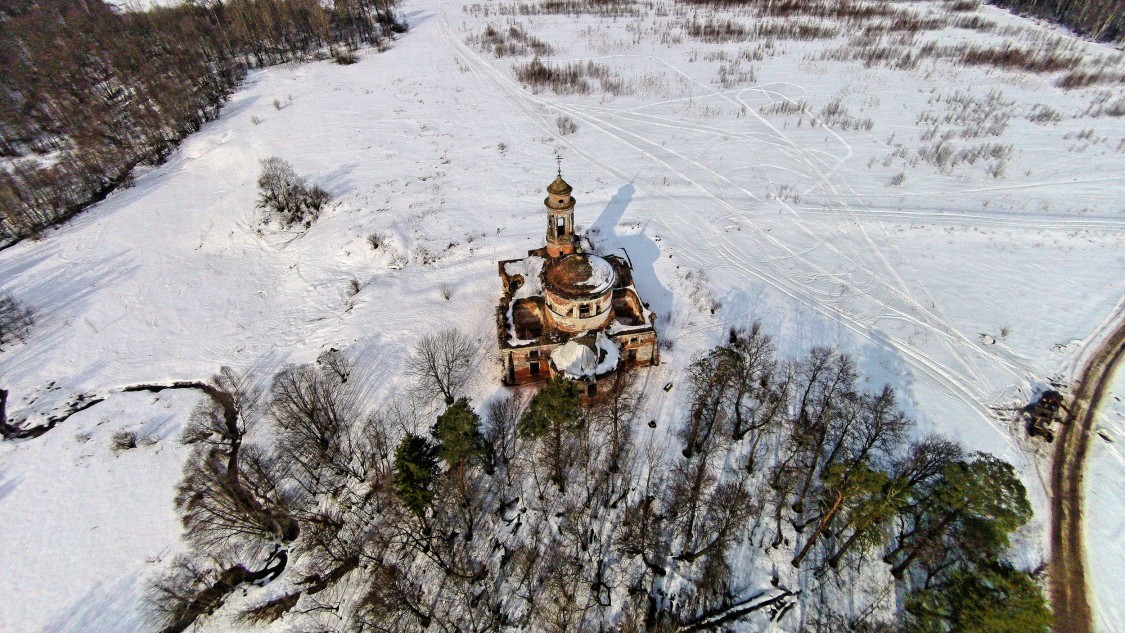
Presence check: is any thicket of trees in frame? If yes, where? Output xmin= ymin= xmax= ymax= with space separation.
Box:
xmin=150 ymin=324 xmax=1048 ymax=632
xmin=257 ymin=156 xmax=332 ymax=228
xmin=987 ymin=0 xmax=1123 ymax=42
xmin=0 ymin=0 xmax=403 ymax=245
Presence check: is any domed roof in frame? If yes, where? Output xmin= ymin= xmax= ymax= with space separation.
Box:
xmin=545 ymin=253 xmax=617 ymax=298
xmin=547 ymin=175 xmax=573 ymax=196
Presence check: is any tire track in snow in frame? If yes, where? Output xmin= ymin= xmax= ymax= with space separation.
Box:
xmin=438 ymin=9 xmax=1024 ymax=444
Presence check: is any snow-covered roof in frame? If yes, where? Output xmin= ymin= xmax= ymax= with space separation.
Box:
xmin=544 ymin=253 xmax=617 ymax=299
xmin=503 ymin=255 xmax=545 ymax=299
xmin=549 ymin=332 xmax=620 ymax=379
xmin=502 ymin=256 xmax=547 ymax=345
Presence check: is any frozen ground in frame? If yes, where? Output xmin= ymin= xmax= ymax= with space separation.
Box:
xmin=0 ymin=0 xmax=1123 ymax=629
xmin=1088 ymin=369 xmax=1125 ymax=632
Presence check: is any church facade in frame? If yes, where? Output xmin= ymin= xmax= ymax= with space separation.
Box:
xmin=497 ymin=170 xmax=659 ymax=395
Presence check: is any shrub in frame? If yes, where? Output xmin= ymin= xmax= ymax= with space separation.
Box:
xmin=112 ymin=430 xmax=138 ymax=452
xmin=332 ymin=49 xmax=359 ymax=64
xmin=513 ymin=59 xmax=626 ymax=95
xmin=256 ymin=157 xmax=332 ymax=228
xmin=473 ymin=23 xmax=554 ymax=57
xmin=556 ymin=115 xmax=578 ymax=135
xmin=0 ymin=293 xmax=34 ymax=349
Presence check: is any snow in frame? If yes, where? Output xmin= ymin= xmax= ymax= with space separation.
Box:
xmin=503 ymin=255 xmax=545 ymax=344
xmin=594 ymin=331 xmax=621 ymax=375
xmin=549 ymin=331 xmax=620 ymax=378
xmin=1087 ymin=366 xmax=1125 ymax=632
xmin=0 ymin=390 xmax=198 ymax=632
xmin=0 ymin=0 xmax=1122 ymax=629
xmin=573 ymin=254 xmax=616 ymax=295
xmin=550 ymin=339 xmax=597 ymax=377
xmin=503 ymin=255 xmax=545 ymax=298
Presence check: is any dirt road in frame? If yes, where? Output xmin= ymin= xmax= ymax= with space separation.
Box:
xmin=1049 ymin=315 xmax=1125 ymax=633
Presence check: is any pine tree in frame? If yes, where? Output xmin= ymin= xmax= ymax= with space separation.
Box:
xmin=887 ymin=451 xmax=1032 ymax=577
xmin=905 ymin=563 xmax=1052 ymax=633
xmin=518 ymin=377 xmax=582 ymax=439
xmin=431 ymin=397 xmax=485 ymax=469
xmin=393 ymin=434 xmax=439 ymax=518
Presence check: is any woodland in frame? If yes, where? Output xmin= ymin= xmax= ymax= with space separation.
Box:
xmin=147 ymin=327 xmax=1049 ymax=632
xmin=0 ymin=0 xmax=402 ymax=244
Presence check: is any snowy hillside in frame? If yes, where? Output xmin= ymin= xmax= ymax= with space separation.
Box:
xmin=0 ymin=0 xmax=1123 ymax=630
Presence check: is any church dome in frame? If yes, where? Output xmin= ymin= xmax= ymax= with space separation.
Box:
xmin=547 ymin=175 xmax=573 ymax=196
xmin=544 ymin=253 xmax=617 ymax=299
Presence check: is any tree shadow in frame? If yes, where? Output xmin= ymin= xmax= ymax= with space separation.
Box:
xmin=857 ymin=328 xmax=921 ymax=421
xmin=318 ymin=161 xmax=360 ymax=197
xmin=0 ymin=467 xmax=20 ymax=504
xmin=0 ymin=248 xmax=137 ymax=406
xmin=41 ymin=571 xmax=147 ymax=633
xmin=403 ymin=9 xmax=434 ymax=29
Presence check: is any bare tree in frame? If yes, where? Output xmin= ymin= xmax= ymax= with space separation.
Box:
xmin=678 ymin=347 xmax=737 ymax=459
xmin=788 ymin=348 xmax=858 ymax=515
xmin=257 ymin=156 xmax=331 ymax=228
xmin=268 ymin=362 xmax=363 ymax=495
xmin=484 ymin=394 xmax=523 ymax=478
xmin=0 ymin=292 xmax=34 ymax=349
xmin=616 ymin=448 xmax=672 ymax=579
xmin=405 ymin=328 xmax=475 ymax=405
xmin=317 ymin=347 xmax=354 ymax=383
xmin=175 ymin=443 xmax=298 ymax=553
xmin=145 ymin=554 xmax=221 ymax=632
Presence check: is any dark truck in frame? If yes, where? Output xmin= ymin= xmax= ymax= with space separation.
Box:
xmin=1025 ymin=390 xmax=1070 ymax=442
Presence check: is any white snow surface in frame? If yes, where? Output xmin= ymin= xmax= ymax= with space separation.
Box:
xmin=503 ymin=255 xmax=545 ymax=344
xmin=567 ymin=253 xmax=616 ymax=295
xmin=0 ymin=0 xmax=1123 ymax=629
xmin=550 ymin=331 xmax=620 ymax=378
xmin=594 ymin=331 xmax=621 ymax=375
xmin=550 ymin=339 xmax=598 ymax=377
xmin=1088 ymin=366 xmax=1125 ymax=632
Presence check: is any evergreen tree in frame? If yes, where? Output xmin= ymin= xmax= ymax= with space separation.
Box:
xmin=518 ymin=377 xmax=583 ymax=439
xmin=792 ymin=460 xmax=888 ymax=568
xmin=905 ymin=563 xmax=1052 ymax=633
xmin=393 ymin=434 xmax=439 ymax=518
xmin=887 ymin=451 xmax=1032 ymax=577
xmin=431 ymin=397 xmax=485 ymax=469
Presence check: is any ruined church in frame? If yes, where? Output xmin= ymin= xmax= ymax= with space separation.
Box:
xmin=497 ymin=168 xmax=659 ymax=396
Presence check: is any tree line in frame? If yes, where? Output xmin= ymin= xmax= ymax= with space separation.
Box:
xmin=0 ymin=0 xmax=403 ymax=245
xmin=987 ymin=0 xmax=1122 ymax=43
xmin=149 ymin=326 xmax=1049 ymax=631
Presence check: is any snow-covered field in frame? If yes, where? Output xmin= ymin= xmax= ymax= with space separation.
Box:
xmin=1 ymin=0 xmax=1123 ymax=629
xmin=1089 ymin=371 xmax=1125 ymax=632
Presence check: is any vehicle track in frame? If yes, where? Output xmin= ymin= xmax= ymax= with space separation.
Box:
xmin=1050 ymin=309 xmax=1125 ymax=633
xmin=439 ymin=9 xmax=1033 ymax=445
xmin=440 ymin=8 xmax=1125 ymax=628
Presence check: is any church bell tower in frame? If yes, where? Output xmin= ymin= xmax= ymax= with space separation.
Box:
xmin=545 ymin=158 xmax=576 ymax=258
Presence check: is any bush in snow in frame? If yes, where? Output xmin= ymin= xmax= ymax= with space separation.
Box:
xmin=256 ymin=157 xmax=332 ymax=229
xmin=112 ymin=430 xmax=138 ymax=452
xmin=0 ymin=292 xmax=34 ymax=349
